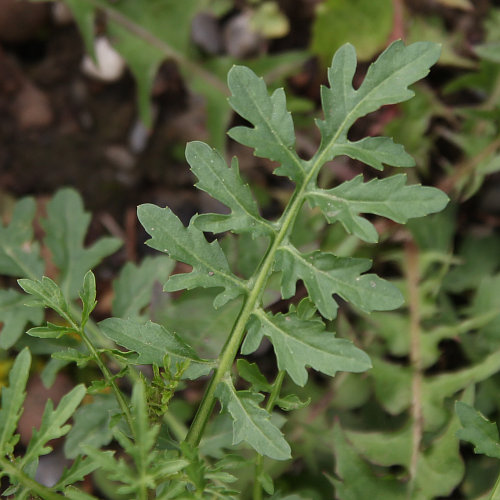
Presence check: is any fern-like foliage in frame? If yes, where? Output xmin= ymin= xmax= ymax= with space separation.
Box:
xmin=135 ymin=40 xmax=448 ymax=459
xmin=0 ymin=41 xmax=449 ymax=498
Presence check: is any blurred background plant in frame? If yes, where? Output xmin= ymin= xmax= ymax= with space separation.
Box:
xmin=2 ymin=0 xmax=500 ymax=498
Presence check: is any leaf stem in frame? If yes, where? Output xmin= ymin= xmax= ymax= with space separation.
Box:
xmin=489 ymin=468 xmax=500 ymax=500
xmin=0 ymin=456 xmax=63 ymax=500
xmin=185 ymin=141 xmax=330 ymax=447
xmin=253 ymin=370 xmax=286 ymax=500
xmin=405 ymin=240 xmax=423 ymax=498
xmin=80 ymin=330 xmax=134 ymax=434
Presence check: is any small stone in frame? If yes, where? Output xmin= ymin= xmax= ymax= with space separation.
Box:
xmin=12 ymin=82 xmax=53 ymax=129
xmin=81 ymin=37 xmax=126 ymax=82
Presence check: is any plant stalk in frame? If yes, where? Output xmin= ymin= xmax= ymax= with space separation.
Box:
xmin=185 ymin=108 xmax=350 ymax=447
xmin=253 ymin=370 xmax=286 ymax=500
xmin=0 ymin=456 xmax=64 ymax=500
xmin=80 ymin=331 xmax=134 ymax=433
xmin=405 ymin=240 xmax=423 ymax=498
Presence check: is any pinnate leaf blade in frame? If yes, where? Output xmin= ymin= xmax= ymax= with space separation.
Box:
xmin=0 ymin=290 xmax=43 ymax=349
xmin=307 ymin=174 xmax=450 ymax=243
xmin=317 ymin=41 xmax=441 ymax=159
xmin=275 ymin=245 xmax=403 ymax=319
xmin=227 ymin=65 xmax=305 ymax=182
xmin=112 ymin=256 xmax=174 ymax=320
xmin=249 ymin=310 xmax=371 ymax=386
xmin=331 ymin=136 xmax=415 ymax=171
xmin=80 ymin=271 xmax=97 ymax=327
xmin=64 ymin=395 xmax=118 ymax=459
xmin=42 ymin=188 xmax=121 ymax=299
xmin=456 ymin=402 xmax=500 ymax=459
xmin=137 ymin=203 xmax=246 ymax=308
xmin=18 ymin=276 xmax=71 ymax=321
xmin=22 ymin=384 xmax=86 ymax=466
xmin=98 ymin=318 xmax=214 ymax=379
xmin=0 ymin=197 xmax=44 ymax=279
xmin=187 ymin=141 xmax=272 ymax=236
xmin=215 ymin=378 xmax=291 ymax=460
xmin=0 ymin=348 xmax=31 ymax=455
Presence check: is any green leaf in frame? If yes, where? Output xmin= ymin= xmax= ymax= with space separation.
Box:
xmin=65 ymin=396 xmax=119 ymax=459
xmin=0 ymin=290 xmax=43 ymax=349
xmin=18 ymin=276 xmax=71 ymax=322
xmin=331 ymin=136 xmax=415 ymax=171
xmin=344 ymin=425 xmax=412 ymax=468
xmin=456 ymin=402 xmax=500 ymax=459
xmin=414 ymin=412 xmax=465 ymax=498
xmin=63 ymin=486 xmax=100 ymax=500
xmin=187 ymin=141 xmax=272 ymax=236
xmin=21 ymin=384 xmax=86 ymax=467
xmin=0 ymin=348 xmax=31 ymax=455
xmin=316 ymin=41 xmax=441 ymax=161
xmin=62 ymin=0 xmax=96 ymax=60
xmin=311 ymin=0 xmax=394 ymax=65
xmin=215 ymin=378 xmax=291 ymax=460
xmin=0 ymin=197 xmax=44 ymax=279
xmin=42 ymin=188 xmax=121 ymax=299
xmin=276 ymin=394 xmax=311 ymax=412
xmin=83 ymin=380 xmax=188 ymax=496
xmin=98 ymin=318 xmax=214 ymax=379
xmin=236 ymin=359 xmax=272 ymax=393
xmin=80 ymin=270 xmax=97 ymax=327
xmin=227 ymin=65 xmax=305 ymax=182
xmin=27 ymin=322 xmax=75 ymax=339
xmin=275 ymin=245 xmax=403 ymax=320
xmin=332 ymin=423 xmax=407 ymax=499
xmin=247 ymin=310 xmax=371 ymax=387
xmin=307 ymin=174 xmax=449 ymax=243
xmin=475 ymin=42 xmax=500 ymax=63
xmin=95 ymin=0 xmax=201 ymax=127
xmin=112 ymin=256 xmax=175 ymax=320
xmin=51 ymin=349 xmax=93 ymax=367
xmin=137 ymin=203 xmax=246 ymax=308
xmin=56 ymin=457 xmax=101 ymax=491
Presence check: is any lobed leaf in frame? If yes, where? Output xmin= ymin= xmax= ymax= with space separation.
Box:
xmin=332 ymin=424 xmax=406 ymax=499
xmin=98 ymin=317 xmax=214 ymax=379
xmin=0 ymin=197 xmax=44 ymax=279
xmin=21 ymin=384 xmax=86 ymax=467
xmin=227 ymin=65 xmax=305 ymax=182
xmin=42 ymin=188 xmax=121 ymax=300
xmin=0 ymin=348 xmax=31 ymax=456
xmin=55 ymin=457 xmax=101 ymax=492
xmin=80 ymin=270 xmax=97 ymax=328
xmin=112 ymin=256 xmax=175 ymax=320
xmin=137 ymin=203 xmax=247 ymax=308
xmin=27 ymin=322 xmax=75 ymax=340
xmin=0 ymin=290 xmax=43 ymax=349
xmin=18 ymin=276 xmax=71 ymax=322
xmin=307 ymin=174 xmax=449 ymax=243
xmin=316 ymin=40 xmax=441 ymax=161
xmin=187 ymin=141 xmax=272 ymax=236
xmin=215 ymin=378 xmax=291 ymax=460
xmin=331 ymin=136 xmax=415 ymax=172
xmin=274 ymin=244 xmax=404 ymax=319
xmin=456 ymin=402 xmax=500 ymax=459
xmin=245 ymin=310 xmax=371 ymax=386
xmin=236 ymin=359 xmax=272 ymax=393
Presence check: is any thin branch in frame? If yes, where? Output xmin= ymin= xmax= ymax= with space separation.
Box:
xmin=405 ymin=239 xmax=423 ymax=498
